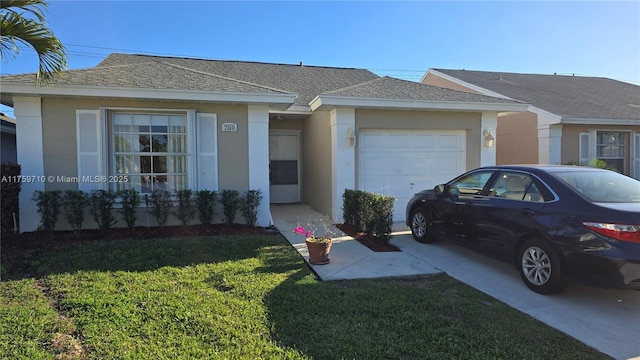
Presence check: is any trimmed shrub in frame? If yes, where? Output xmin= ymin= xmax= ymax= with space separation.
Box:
xmin=119 ymin=188 xmax=140 ymax=233
xmin=149 ymin=190 xmax=172 ymax=227
xmin=89 ymin=190 xmax=118 ymax=232
xmin=0 ymin=163 xmax=21 ymax=232
xmin=241 ymin=189 xmax=263 ymax=227
xmin=174 ymin=189 xmax=195 ymax=227
xmin=342 ymin=189 xmax=395 ymax=241
xmin=342 ymin=189 xmax=359 ymax=228
xmin=221 ymin=189 xmax=240 ymax=225
xmin=196 ymin=190 xmax=217 ymax=226
xmin=63 ymin=190 xmax=88 ymax=233
xmin=32 ymin=190 xmax=62 ymax=236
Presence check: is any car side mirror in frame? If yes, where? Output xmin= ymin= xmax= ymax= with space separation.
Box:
xmin=434 ymin=184 xmax=446 ymax=194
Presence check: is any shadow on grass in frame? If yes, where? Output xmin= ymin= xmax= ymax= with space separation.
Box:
xmin=263 ymin=272 xmax=611 ymax=360
xmin=2 ymin=234 xmax=290 ymax=280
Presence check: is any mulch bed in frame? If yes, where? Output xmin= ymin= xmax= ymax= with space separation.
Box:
xmin=336 ymin=224 xmax=401 ymax=252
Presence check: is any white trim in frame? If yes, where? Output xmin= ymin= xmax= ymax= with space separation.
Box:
xmin=269 ymin=130 xmax=302 ymax=204
xmin=76 ymin=109 xmax=105 ymax=191
xmin=579 ymin=132 xmax=590 ymax=165
xmin=186 ymin=110 xmax=197 ymax=190
xmin=310 ymin=94 xmax=528 ymax=113
xmin=1 ymin=82 xmax=297 ymax=108
xmin=538 ymin=124 xmax=563 ymax=164
xmin=330 ymin=107 xmax=356 ymax=222
xmin=196 ymin=113 xmax=218 ymax=191
xmin=248 ymin=104 xmax=271 ymax=226
xmin=633 ymin=132 xmax=640 ymax=180
xmin=561 ymin=118 xmax=640 ymax=126
xmin=14 ymin=96 xmax=44 ymax=232
xmin=530 ymin=106 xmax=563 ymax=125
xmin=422 ymin=69 xmax=514 ymax=100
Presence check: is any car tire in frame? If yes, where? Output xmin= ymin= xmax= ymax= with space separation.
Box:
xmin=410 ymin=207 xmax=435 ymax=243
xmin=518 ymin=238 xmax=568 ymax=294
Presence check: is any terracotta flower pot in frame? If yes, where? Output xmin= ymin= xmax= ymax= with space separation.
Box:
xmin=306 ymin=238 xmax=332 ymax=265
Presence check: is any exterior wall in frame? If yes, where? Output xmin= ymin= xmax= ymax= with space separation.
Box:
xmin=354 ymin=109 xmax=483 ymax=171
xmin=562 ymin=124 xmax=640 ymax=176
xmin=33 ymin=97 xmax=251 ymax=230
xmin=496 ymin=111 xmax=539 ymax=164
xmin=421 ymin=73 xmax=482 ymax=94
xmin=270 ymin=118 xmax=303 ymax=131
xmin=302 ymin=110 xmax=333 ymax=216
xmin=41 ymin=97 xmax=249 ymax=192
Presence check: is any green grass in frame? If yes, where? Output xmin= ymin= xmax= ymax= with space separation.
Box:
xmin=1 ymin=234 xmax=610 ymax=359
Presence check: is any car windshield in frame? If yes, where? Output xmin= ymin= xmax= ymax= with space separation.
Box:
xmin=552 ymin=170 xmax=640 ymax=203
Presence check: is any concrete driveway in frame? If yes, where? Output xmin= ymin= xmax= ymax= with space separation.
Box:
xmin=390 ymin=230 xmax=640 ymax=360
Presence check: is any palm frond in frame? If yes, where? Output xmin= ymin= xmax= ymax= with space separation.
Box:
xmin=0 ymin=10 xmax=66 ymax=85
xmin=0 ymin=0 xmax=47 ymax=22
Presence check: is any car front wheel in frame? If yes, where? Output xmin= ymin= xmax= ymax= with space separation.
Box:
xmin=410 ymin=207 xmax=435 ymax=243
xmin=518 ymin=238 xmax=568 ymax=294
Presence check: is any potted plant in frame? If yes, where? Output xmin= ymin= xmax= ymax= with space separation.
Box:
xmin=293 ymin=220 xmax=337 ymax=265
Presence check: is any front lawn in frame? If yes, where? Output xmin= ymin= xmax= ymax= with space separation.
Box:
xmin=0 ymin=234 xmax=609 ymax=359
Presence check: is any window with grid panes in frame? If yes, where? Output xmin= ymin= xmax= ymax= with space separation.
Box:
xmin=111 ymin=112 xmax=187 ymax=193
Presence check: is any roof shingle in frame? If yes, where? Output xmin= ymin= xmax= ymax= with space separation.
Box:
xmin=433 ymin=69 xmax=640 ymax=120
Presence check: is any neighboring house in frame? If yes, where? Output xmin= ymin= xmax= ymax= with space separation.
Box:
xmin=422 ymin=69 xmax=640 ymax=179
xmin=0 ymin=54 xmax=526 ymax=232
xmin=1 ymin=112 xmax=17 ymax=164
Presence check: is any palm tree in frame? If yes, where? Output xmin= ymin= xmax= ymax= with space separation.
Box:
xmin=0 ymin=0 xmax=67 ymax=85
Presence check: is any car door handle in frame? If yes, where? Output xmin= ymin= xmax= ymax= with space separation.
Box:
xmin=519 ymin=208 xmax=533 ymax=215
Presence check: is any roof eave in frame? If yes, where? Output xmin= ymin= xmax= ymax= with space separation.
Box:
xmin=561 ymin=117 xmax=640 ymax=125
xmin=0 ymin=82 xmax=297 ymax=108
xmin=309 ymin=94 xmax=529 ymax=113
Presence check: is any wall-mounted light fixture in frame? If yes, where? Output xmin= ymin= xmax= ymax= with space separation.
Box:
xmin=483 ymin=129 xmax=495 ymax=148
xmin=346 ymin=128 xmax=356 ymax=147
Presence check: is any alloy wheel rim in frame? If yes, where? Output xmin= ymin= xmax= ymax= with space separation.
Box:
xmin=412 ymin=213 xmax=426 ymax=238
xmin=521 ymin=246 xmax=551 ymax=285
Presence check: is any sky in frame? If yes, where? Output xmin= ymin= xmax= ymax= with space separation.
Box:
xmin=1 ymin=1 xmax=639 ymax=116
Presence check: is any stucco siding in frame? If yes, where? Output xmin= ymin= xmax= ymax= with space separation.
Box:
xmin=496 ymin=112 xmax=538 ymax=164
xmin=561 ymin=124 xmax=640 ymax=168
xmin=40 ymin=97 xmax=250 ymax=193
xmin=302 ymin=111 xmax=333 ymax=215
xmin=421 ymin=73 xmax=482 ymax=94
xmin=355 ymin=109 xmax=482 ymax=171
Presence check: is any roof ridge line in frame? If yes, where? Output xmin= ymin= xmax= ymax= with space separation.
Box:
xmin=322 ymin=76 xmax=385 ymax=94
xmin=161 ymin=61 xmax=294 ymax=95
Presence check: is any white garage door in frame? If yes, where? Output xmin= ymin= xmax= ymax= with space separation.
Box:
xmin=359 ymin=130 xmax=466 ymax=222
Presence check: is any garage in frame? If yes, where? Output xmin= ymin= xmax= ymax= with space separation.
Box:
xmin=358 ymin=129 xmax=466 ymax=221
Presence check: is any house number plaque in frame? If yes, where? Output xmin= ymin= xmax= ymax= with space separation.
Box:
xmin=222 ymin=123 xmax=238 ymax=132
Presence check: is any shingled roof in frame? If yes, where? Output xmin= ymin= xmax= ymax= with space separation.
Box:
xmin=432 ymin=69 xmax=640 ymax=120
xmin=323 ymin=76 xmax=519 ymax=103
xmin=1 ymin=54 xmax=524 ymax=111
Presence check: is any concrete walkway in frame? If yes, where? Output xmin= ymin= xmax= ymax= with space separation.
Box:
xmin=271 ymin=204 xmax=440 ymax=280
xmin=271 ymin=204 xmax=640 ymax=360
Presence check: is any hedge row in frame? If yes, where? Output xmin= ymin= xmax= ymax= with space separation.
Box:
xmin=29 ymin=188 xmax=263 ymax=236
xmin=342 ymin=189 xmax=395 ymax=241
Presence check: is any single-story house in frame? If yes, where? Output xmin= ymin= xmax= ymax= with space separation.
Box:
xmin=422 ymin=69 xmax=640 ymax=179
xmin=1 ymin=54 xmax=527 ymax=232
xmin=1 ymin=112 xmax=17 ymax=164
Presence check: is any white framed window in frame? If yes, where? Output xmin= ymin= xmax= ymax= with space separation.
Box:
xmin=76 ymin=109 xmax=218 ymax=193
xmin=578 ymin=130 xmax=639 ymax=180
xmin=111 ymin=112 xmax=187 ymax=193
xmin=596 ymin=131 xmax=626 ymax=173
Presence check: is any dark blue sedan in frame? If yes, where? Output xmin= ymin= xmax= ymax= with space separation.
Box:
xmin=405 ymin=165 xmax=640 ymax=294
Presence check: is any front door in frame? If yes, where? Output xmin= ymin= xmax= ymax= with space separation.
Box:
xmin=269 ymin=132 xmax=300 ymax=203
